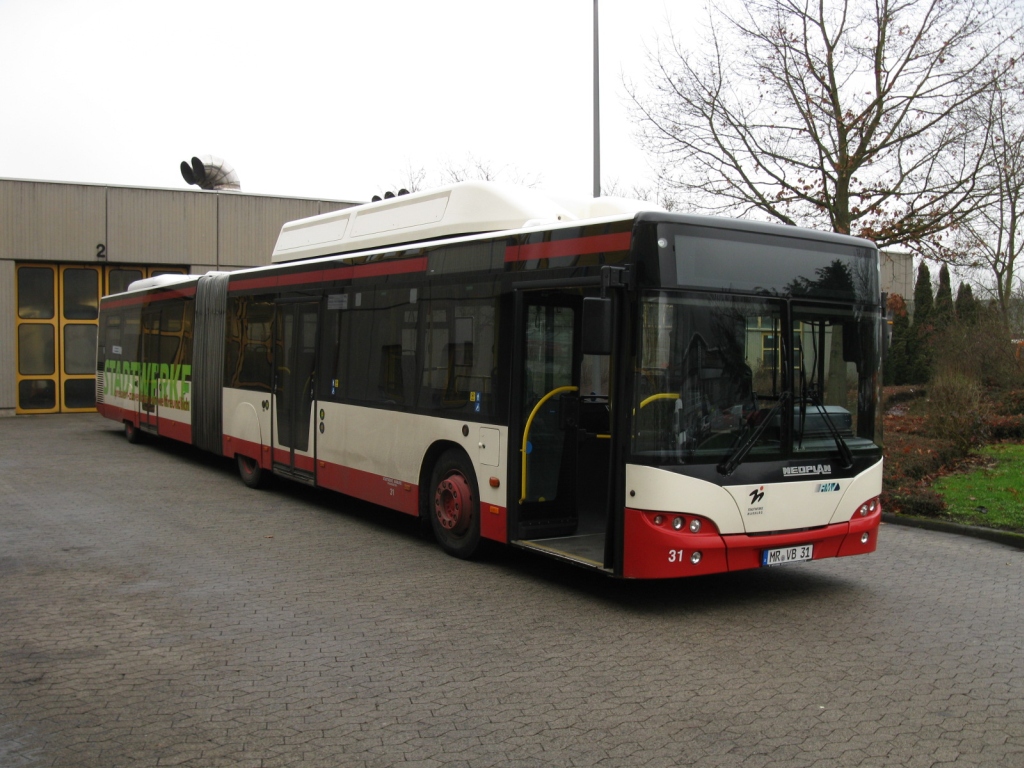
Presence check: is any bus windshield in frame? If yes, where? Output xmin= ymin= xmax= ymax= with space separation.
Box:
xmin=632 ymin=291 xmax=880 ymax=469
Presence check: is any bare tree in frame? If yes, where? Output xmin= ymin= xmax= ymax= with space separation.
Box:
xmin=376 ymin=155 xmax=541 ymax=199
xmin=603 ymin=177 xmax=680 ymax=210
xmin=438 ymin=154 xmax=541 ymax=188
xmin=940 ymin=66 xmax=1024 ymax=323
xmin=373 ymin=162 xmax=429 ymax=198
xmin=629 ymin=0 xmax=1019 ymax=248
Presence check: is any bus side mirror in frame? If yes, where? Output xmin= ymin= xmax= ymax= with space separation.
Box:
xmin=582 ymin=297 xmax=613 ymax=355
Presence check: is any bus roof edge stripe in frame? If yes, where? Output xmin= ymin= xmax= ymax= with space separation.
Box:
xmin=504 ymin=232 xmax=631 ymax=263
xmin=227 ymin=256 xmax=428 ymax=293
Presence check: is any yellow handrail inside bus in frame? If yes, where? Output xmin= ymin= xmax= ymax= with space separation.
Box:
xmin=640 ymin=393 xmax=680 ymax=409
xmin=520 ymin=385 xmax=578 ymax=504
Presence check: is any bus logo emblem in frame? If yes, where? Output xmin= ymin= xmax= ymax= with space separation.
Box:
xmin=749 ymin=487 xmax=765 ymax=504
xmin=817 ymin=482 xmax=841 ymax=493
xmin=783 ymin=464 xmax=832 ymax=477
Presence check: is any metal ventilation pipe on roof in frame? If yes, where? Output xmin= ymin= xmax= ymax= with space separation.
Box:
xmin=180 ymin=155 xmax=241 ymax=191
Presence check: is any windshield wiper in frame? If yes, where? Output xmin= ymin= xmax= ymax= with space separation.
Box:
xmin=803 ymin=387 xmax=854 ymax=469
xmin=717 ymin=391 xmax=789 ymax=476
xmin=797 ymin=320 xmax=853 ymax=469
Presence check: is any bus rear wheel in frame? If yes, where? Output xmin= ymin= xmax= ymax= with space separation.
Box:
xmin=124 ymin=420 xmax=142 ymax=444
xmin=237 ymin=454 xmax=268 ymax=489
xmin=429 ymin=449 xmax=481 ymax=559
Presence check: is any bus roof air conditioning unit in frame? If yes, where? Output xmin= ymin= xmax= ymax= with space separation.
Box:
xmin=271 ymin=181 xmax=601 ymax=263
xmin=180 ymin=155 xmax=241 ymax=191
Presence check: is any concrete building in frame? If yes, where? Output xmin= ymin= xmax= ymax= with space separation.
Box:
xmin=881 ymin=248 xmax=915 ymax=313
xmin=2 ymin=178 xmax=357 ymax=416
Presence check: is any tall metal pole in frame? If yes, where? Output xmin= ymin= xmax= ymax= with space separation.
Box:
xmin=593 ymin=0 xmax=601 ymax=198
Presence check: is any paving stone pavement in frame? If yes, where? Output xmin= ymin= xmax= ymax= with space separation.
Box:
xmin=1 ymin=414 xmax=1022 ymax=768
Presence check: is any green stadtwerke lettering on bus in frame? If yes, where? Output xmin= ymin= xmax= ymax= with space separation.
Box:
xmin=103 ymin=360 xmax=192 ymax=411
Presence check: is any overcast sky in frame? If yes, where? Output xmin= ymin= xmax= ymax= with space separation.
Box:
xmin=0 ymin=0 xmax=688 ymax=203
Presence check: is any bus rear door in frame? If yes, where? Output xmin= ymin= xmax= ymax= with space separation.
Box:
xmin=271 ymin=300 xmax=320 ymax=484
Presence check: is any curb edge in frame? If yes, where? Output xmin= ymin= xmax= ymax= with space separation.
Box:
xmin=883 ymin=513 xmax=1024 ymax=551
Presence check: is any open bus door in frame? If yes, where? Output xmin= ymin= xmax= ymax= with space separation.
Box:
xmin=271 ymin=299 xmax=320 ymax=484
xmin=511 ymin=288 xmax=616 ymax=571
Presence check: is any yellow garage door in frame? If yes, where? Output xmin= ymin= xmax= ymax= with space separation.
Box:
xmin=15 ymin=264 xmax=187 ymax=414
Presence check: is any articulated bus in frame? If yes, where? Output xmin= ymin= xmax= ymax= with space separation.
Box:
xmin=96 ymin=182 xmax=883 ymax=579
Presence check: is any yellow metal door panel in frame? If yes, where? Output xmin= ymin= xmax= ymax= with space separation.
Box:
xmin=59 ymin=265 xmax=101 ymax=412
xmin=15 ymin=264 xmax=59 ymax=413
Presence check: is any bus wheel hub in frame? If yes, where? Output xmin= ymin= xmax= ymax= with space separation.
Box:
xmin=435 ymin=475 xmax=471 ymax=533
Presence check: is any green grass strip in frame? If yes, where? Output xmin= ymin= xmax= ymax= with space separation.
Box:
xmin=932 ymin=443 xmax=1024 ymax=532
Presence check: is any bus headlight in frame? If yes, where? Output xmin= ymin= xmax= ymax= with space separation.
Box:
xmin=857 ymin=497 xmax=881 ymax=517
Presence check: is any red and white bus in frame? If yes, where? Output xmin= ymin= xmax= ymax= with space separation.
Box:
xmin=96 ymin=181 xmax=883 ymax=579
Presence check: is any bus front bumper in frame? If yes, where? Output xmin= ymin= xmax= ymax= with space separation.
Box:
xmin=622 ymin=505 xmax=881 ymax=579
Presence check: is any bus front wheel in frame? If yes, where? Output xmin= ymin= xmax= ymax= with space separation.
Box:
xmin=429 ymin=449 xmax=481 ymax=559
xmin=237 ymin=454 xmax=268 ymax=489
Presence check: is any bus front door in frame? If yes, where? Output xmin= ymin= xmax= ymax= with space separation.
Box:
xmin=271 ymin=301 xmax=319 ymax=484
xmin=513 ymin=291 xmax=612 ymax=569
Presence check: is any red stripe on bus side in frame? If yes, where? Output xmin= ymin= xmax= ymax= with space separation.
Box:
xmin=227 ymin=273 xmax=310 ymax=292
xmin=479 ymin=502 xmax=508 ymax=543
xmin=321 ymin=265 xmax=354 ymax=282
xmin=157 ymin=417 xmax=192 ymax=444
xmin=97 ymin=401 xmax=135 ymax=425
xmin=353 ymin=256 xmax=428 ymax=279
xmin=227 ymin=257 xmax=428 ymax=294
xmin=504 ymin=231 xmax=631 ymax=262
xmin=101 ymin=286 xmax=197 ymax=309
xmin=269 ymin=446 xmax=317 ymax=474
xmin=317 ymin=462 xmax=420 ymax=517
xmin=96 ymin=402 xmax=193 ymax=444
xmin=223 ymin=435 xmax=270 ymax=468
xmin=316 ymin=461 xmax=507 ymax=542
xmin=105 ymin=404 xmax=508 ymax=544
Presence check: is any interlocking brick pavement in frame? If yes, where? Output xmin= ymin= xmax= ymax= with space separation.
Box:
xmin=1 ymin=414 xmax=1022 ymax=767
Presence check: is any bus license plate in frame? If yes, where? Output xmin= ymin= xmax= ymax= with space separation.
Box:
xmin=762 ymin=544 xmax=813 ymax=567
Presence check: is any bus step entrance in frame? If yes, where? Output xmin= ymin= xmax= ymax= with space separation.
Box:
xmin=514 ymin=499 xmax=609 ymax=570
xmin=272 ymin=463 xmax=315 ymax=486
xmin=513 ymin=535 xmax=610 ymax=572
xmin=515 ymin=534 xmax=608 ymax=568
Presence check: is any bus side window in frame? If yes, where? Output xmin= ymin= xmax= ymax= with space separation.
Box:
xmin=240 ymin=300 xmax=274 ymax=392
xmin=142 ymin=309 xmax=162 ymax=364
xmin=122 ymin=309 xmax=141 ymax=362
xmin=180 ymin=301 xmax=195 ymax=367
xmin=323 ymin=288 xmax=412 ymax=407
xmin=379 ymin=344 xmax=404 ymax=401
xmin=224 ymin=296 xmax=275 ymax=393
xmin=418 ymin=293 xmax=496 ymax=417
xmin=373 ymin=289 xmax=416 ymax=405
xmin=318 ymin=307 xmax=342 ymax=401
xmin=99 ymin=311 xmax=122 ymax=364
xmin=338 ymin=291 xmax=376 ymax=403
xmin=162 ymin=302 xmax=184 ymax=333
xmin=420 ymin=306 xmax=449 ymax=407
xmin=224 ymin=297 xmax=242 ymax=387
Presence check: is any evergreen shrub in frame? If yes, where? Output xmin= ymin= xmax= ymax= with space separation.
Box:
xmin=926 ymin=374 xmax=990 ymax=454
